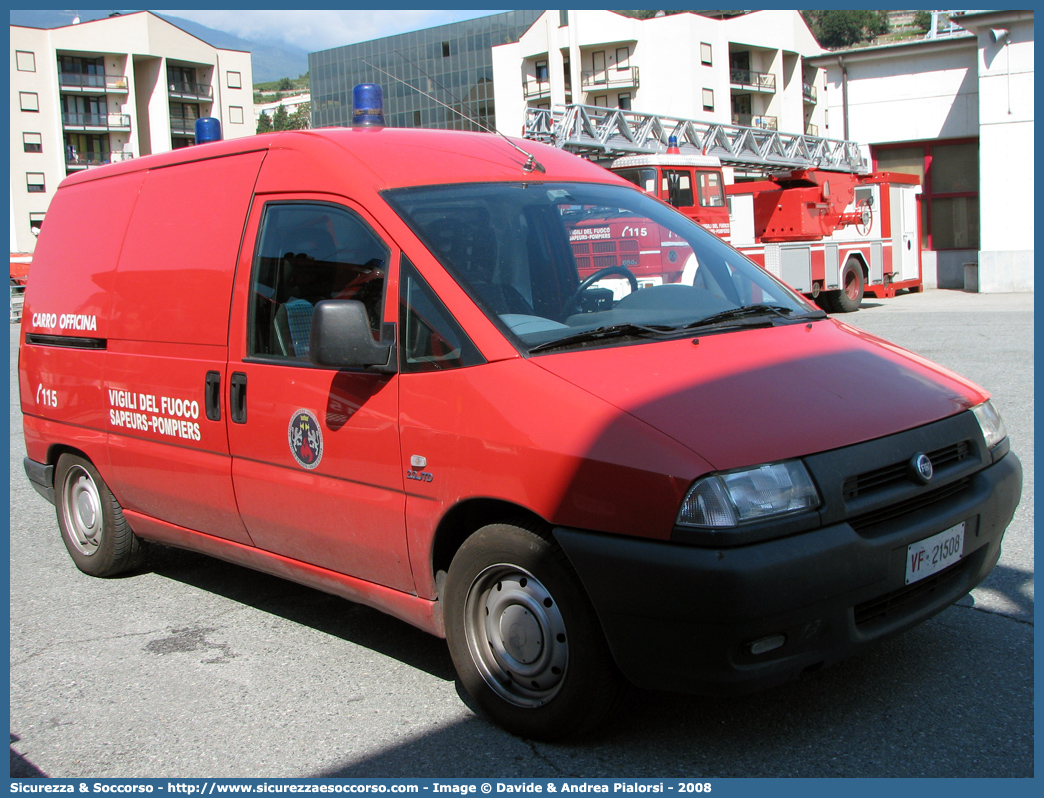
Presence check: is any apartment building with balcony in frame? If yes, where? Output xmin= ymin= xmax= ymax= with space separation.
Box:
xmin=492 ymin=10 xmax=827 ymax=141
xmin=11 ymin=11 xmax=253 ymax=254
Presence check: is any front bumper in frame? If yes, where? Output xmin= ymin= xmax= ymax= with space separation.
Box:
xmin=554 ymin=449 xmax=1022 ymax=694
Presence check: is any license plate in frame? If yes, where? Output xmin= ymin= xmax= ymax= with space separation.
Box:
xmin=906 ymin=521 xmax=965 ymax=585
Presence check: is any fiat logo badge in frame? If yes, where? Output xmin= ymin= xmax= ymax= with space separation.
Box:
xmin=911 ymin=453 xmax=934 ymax=483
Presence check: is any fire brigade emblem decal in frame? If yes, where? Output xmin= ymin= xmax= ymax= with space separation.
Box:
xmin=288 ymin=409 xmax=323 ymax=469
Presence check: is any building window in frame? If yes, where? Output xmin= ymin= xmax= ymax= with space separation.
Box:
xmin=560 ymin=10 xmax=569 ymax=26
xmin=16 ymin=51 xmax=36 ymax=72
xmin=874 ymin=139 xmax=979 ymax=250
xmin=701 ymin=43 xmax=713 ymax=66
xmin=535 ymin=60 xmax=549 ymax=82
xmin=20 ymin=92 xmax=39 ymax=112
xmin=227 ymin=71 xmax=242 ymax=89
xmin=229 ymin=106 xmax=244 ymax=124
xmin=413 ymin=110 xmax=422 ymax=126
xmin=594 ymin=95 xmax=608 ymax=107
xmin=702 ymin=88 xmax=714 ymax=112
xmin=592 ymin=51 xmax=606 ymax=82
xmin=442 ymin=41 xmax=450 ymax=58
xmin=23 ymin=133 xmax=43 ymax=153
xmin=618 ymin=93 xmax=632 ymax=111
xmin=30 ymin=213 xmax=46 ymax=236
xmin=616 ymin=47 xmax=630 ymax=69
xmin=27 ymin=173 xmax=46 ymax=193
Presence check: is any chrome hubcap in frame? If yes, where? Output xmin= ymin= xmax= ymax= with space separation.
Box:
xmin=464 ymin=565 xmax=568 ymax=707
xmin=63 ymin=466 xmax=102 ymax=556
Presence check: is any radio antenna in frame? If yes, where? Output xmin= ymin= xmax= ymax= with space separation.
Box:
xmin=361 ymin=59 xmax=545 ymax=173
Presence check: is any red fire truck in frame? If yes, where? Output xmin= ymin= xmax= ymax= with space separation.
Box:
xmin=526 ymin=105 xmax=924 ymax=312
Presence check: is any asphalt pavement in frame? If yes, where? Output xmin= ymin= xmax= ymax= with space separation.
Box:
xmin=8 ymin=288 xmax=1034 ymax=779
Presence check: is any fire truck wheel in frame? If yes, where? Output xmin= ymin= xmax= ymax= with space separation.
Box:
xmin=823 ymin=261 xmax=865 ymax=313
xmin=444 ymin=522 xmax=625 ymax=740
xmin=54 ymin=454 xmax=147 ymax=577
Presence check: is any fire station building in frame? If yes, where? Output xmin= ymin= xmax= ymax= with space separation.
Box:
xmin=811 ymin=10 xmax=1034 ymax=293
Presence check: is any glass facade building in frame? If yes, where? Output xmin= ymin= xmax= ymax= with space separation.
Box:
xmin=309 ymin=10 xmax=542 ymax=131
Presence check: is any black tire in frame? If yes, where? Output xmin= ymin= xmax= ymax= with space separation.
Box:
xmin=54 ymin=454 xmax=146 ymax=577
xmin=444 ymin=522 xmax=625 ymax=740
xmin=821 ymin=260 xmax=864 ymax=313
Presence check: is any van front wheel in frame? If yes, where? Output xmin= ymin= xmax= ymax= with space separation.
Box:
xmin=444 ymin=523 xmax=624 ymax=740
xmin=55 ymin=454 xmax=146 ymax=577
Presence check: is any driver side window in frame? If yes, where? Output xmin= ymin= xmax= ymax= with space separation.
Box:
xmin=248 ymin=203 xmax=389 ymax=360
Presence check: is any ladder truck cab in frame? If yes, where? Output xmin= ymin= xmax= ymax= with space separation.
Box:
xmin=607 ymin=151 xmax=922 ymax=313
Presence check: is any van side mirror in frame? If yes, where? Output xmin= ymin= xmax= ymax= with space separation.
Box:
xmin=309 ymin=300 xmax=395 ymax=372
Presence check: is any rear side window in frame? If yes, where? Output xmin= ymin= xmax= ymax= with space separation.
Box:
xmin=249 ymin=203 xmax=389 ymax=360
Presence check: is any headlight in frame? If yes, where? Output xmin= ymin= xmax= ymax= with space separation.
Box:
xmin=677 ymin=460 xmax=820 ymax=528
xmin=972 ymin=400 xmax=1007 ymax=449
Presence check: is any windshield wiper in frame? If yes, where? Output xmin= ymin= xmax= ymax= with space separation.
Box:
xmin=684 ymin=304 xmax=825 ymax=331
xmin=529 ymin=323 xmax=677 ymax=353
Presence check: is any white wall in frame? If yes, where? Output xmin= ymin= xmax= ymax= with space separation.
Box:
xmin=819 ymin=40 xmax=979 ymax=143
xmin=965 ymin=12 xmax=1034 ymax=291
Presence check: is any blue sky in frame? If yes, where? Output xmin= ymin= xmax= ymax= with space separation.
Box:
xmin=156 ymin=9 xmax=509 ymax=52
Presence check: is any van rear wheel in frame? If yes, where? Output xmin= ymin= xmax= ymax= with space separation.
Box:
xmin=55 ymin=454 xmax=146 ymax=577
xmin=444 ymin=523 xmax=624 ymax=740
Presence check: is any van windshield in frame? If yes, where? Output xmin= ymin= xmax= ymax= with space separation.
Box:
xmin=383 ymin=182 xmax=819 ymax=354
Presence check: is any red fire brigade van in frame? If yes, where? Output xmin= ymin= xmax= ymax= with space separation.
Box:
xmin=19 ymin=101 xmax=1021 ymax=741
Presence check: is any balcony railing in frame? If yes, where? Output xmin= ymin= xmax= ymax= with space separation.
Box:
xmin=59 ymin=73 xmax=129 ymax=92
xmin=65 ymin=153 xmax=109 ymax=169
xmin=168 ymin=81 xmax=213 ymax=100
xmin=62 ymin=112 xmax=132 ymax=130
xmin=170 ymin=118 xmax=201 ymax=135
xmin=803 ymin=82 xmax=817 ymax=103
xmin=523 ymin=78 xmax=551 ymax=100
xmin=730 ymin=68 xmax=775 ymax=92
xmin=732 ymin=113 xmax=778 ymax=131
xmin=806 ymin=123 xmax=819 ymax=136
xmin=581 ymin=65 xmax=640 ymax=91
xmin=65 ymin=150 xmax=135 ymax=170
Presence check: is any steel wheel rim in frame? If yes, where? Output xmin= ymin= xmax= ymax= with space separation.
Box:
xmin=62 ymin=465 xmax=103 ymax=556
xmin=463 ymin=564 xmax=568 ymax=708
xmin=844 ymin=269 xmax=860 ymax=301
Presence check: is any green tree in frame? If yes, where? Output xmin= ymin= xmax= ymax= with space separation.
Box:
xmin=256 ymin=112 xmax=273 ymax=134
xmin=271 ymin=104 xmax=289 ymax=131
xmin=278 ymin=77 xmax=293 ymax=92
xmin=802 ymin=10 xmax=890 ymax=49
xmin=913 ymin=10 xmax=933 ymax=33
xmin=287 ymin=103 xmax=311 ymax=130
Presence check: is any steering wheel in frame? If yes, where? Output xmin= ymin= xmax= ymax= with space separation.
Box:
xmin=563 ymin=265 xmax=639 ymax=315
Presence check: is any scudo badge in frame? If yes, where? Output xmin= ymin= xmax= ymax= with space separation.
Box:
xmin=910 ymin=453 xmax=934 ymax=483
